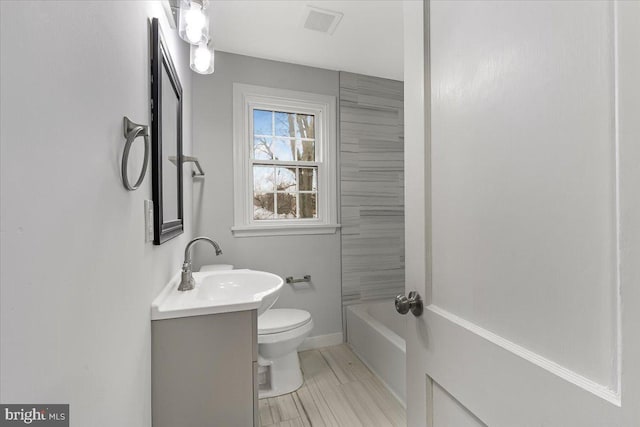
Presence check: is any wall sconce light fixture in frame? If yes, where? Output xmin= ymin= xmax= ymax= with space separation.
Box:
xmin=165 ymin=0 xmax=216 ymax=75
xmin=178 ymin=0 xmax=209 ymax=44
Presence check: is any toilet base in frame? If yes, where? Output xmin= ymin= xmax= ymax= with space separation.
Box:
xmin=258 ymin=351 xmax=304 ymax=398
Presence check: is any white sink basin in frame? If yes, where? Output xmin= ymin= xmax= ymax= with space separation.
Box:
xmin=151 ymin=269 xmax=283 ymax=320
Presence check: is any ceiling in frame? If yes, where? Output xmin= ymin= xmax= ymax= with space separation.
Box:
xmin=208 ymin=1 xmax=405 ymax=81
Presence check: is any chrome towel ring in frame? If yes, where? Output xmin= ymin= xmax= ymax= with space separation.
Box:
xmin=122 ymin=116 xmax=150 ymax=191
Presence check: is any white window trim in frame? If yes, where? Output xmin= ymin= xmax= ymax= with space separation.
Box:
xmin=232 ymin=83 xmax=340 ymax=237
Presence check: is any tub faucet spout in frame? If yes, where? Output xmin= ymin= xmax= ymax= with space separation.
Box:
xmin=178 ymin=237 xmax=223 ymax=291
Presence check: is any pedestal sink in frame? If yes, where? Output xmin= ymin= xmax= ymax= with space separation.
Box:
xmin=151 ymin=269 xmax=283 ymax=320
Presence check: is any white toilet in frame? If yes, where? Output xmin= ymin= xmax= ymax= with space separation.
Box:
xmin=199 ymin=265 xmax=313 ymax=398
xmin=257 ymin=308 xmax=313 ymax=398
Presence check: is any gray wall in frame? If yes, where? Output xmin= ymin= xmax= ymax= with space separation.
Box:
xmin=192 ymin=52 xmax=343 ymax=338
xmin=0 ymin=2 xmax=193 ymax=426
xmin=340 ymin=72 xmax=405 ymax=306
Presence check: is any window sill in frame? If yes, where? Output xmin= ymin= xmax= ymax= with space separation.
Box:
xmin=231 ymin=223 xmax=341 ymax=238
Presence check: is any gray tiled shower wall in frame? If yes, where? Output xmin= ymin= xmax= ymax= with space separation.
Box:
xmin=339 ymin=72 xmax=405 ymax=307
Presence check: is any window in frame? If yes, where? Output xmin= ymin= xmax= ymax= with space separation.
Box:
xmin=252 ymin=109 xmax=317 ymax=220
xmin=232 ymin=84 xmax=339 ymax=237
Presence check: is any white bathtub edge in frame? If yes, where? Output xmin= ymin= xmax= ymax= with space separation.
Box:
xmin=348 ymin=304 xmax=406 ymax=352
xmin=346 ymin=303 xmax=407 ymax=406
xmin=347 ymin=342 xmax=407 ymax=409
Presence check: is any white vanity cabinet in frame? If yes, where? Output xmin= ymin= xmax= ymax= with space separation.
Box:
xmin=151 ymin=310 xmax=258 ymax=427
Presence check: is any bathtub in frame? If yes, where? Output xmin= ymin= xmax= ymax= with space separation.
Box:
xmin=346 ymin=300 xmax=406 ymax=406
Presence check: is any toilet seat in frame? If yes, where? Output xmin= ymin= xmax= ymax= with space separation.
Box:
xmin=258 ymin=318 xmax=313 ymax=345
xmin=258 ymin=309 xmax=312 ymax=335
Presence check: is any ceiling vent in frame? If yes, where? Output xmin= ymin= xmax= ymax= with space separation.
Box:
xmin=303 ymin=6 xmax=343 ymax=35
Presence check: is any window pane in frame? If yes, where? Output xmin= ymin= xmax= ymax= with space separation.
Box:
xmin=299 ymin=193 xmax=317 ymax=218
xmin=271 ymin=138 xmax=296 ymax=161
xmin=254 ymin=137 xmax=274 ymax=160
xmin=275 ymin=111 xmax=295 ymax=137
xmin=253 ymin=193 xmax=275 ymax=220
xmin=253 ymin=166 xmax=274 ymax=192
xmin=253 ymin=109 xmax=272 ymax=135
xmin=296 ymin=140 xmax=315 ymax=161
xmin=277 ymin=193 xmax=297 ymax=218
xmin=298 ymin=168 xmax=317 ymax=191
xmin=276 ymin=167 xmax=296 ymax=192
xmin=296 ymin=114 xmax=315 ymax=139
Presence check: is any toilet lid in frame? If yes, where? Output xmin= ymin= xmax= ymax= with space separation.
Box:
xmin=258 ymin=309 xmax=312 ymax=334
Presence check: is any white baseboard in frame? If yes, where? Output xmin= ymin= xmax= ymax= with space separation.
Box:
xmin=298 ymin=332 xmax=344 ymax=351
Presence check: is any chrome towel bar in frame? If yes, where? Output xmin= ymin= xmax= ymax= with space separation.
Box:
xmin=286 ymin=275 xmax=311 ymax=284
xmin=168 ymin=155 xmax=205 ymax=178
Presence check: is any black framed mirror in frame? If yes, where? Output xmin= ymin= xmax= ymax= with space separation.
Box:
xmin=151 ymin=18 xmax=183 ymax=245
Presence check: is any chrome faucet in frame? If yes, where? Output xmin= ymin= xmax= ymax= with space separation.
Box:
xmin=178 ymin=237 xmax=223 ymax=291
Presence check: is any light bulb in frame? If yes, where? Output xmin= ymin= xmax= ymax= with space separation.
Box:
xmin=190 ymin=41 xmax=214 ymax=74
xmin=178 ymin=0 xmax=209 ymax=45
xmin=185 ymin=8 xmax=206 ymax=43
xmin=193 ymin=45 xmax=211 ymax=72
xmin=185 ymin=7 xmax=205 ymax=29
xmin=185 ymin=24 xmax=203 ymax=43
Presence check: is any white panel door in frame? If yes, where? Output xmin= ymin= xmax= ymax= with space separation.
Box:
xmin=403 ymin=1 xmax=640 ymax=425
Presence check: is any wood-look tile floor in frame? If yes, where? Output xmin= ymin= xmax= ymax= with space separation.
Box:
xmin=259 ymin=344 xmax=406 ymax=427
